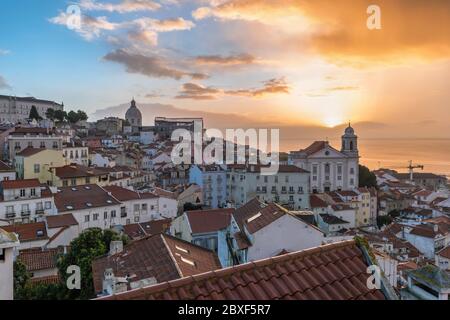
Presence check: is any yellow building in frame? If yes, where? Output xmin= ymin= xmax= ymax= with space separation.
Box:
xmin=49 ymin=164 xmax=110 ymax=187
xmin=356 ymin=187 xmax=372 ymax=227
xmin=15 ymin=148 xmax=67 ymax=184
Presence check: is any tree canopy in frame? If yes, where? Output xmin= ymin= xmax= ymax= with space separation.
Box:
xmin=14 ymin=228 xmax=127 ymax=300
xmin=359 ymin=164 xmax=378 ymax=188
xmin=57 ymin=228 xmax=128 ymax=300
xmin=28 ymin=105 xmax=42 ymax=121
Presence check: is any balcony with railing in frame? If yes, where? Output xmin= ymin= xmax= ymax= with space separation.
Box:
xmin=6 ymin=212 xmax=16 ymax=219
xmin=21 ymin=210 xmax=31 ymax=217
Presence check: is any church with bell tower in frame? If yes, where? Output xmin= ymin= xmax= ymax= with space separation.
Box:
xmin=288 ymin=124 xmax=360 ymax=193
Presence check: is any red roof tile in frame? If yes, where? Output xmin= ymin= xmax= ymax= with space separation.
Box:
xmin=91 ymin=234 xmax=221 ymax=294
xmin=233 ymin=198 xmax=288 ymax=234
xmin=16 ymin=147 xmax=46 ymax=157
xmin=46 ymin=213 xmax=78 ymax=229
xmin=18 ymin=248 xmax=60 ymax=271
xmin=30 ymin=275 xmax=60 ymax=285
xmin=98 ymin=240 xmax=386 ymax=300
xmin=437 ymin=246 xmax=450 ymax=259
xmin=0 ymin=160 xmax=14 ymax=172
xmin=310 ymin=195 xmax=329 ymax=208
xmin=2 ymin=222 xmax=47 ymax=242
xmin=1 ymin=179 xmax=41 ymax=189
xmin=185 ymin=208 xmax=235 ymax=234
xmin=122 ymin=219 xmax=171 ymax=240
xmin=54 ymin=184 xmax=120 ymax=212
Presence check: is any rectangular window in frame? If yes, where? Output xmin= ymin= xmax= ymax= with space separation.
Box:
xmin=85 ymin=177 xmax=90 ymax=184
xmin=84 ymin=215 xmax=90 ymax=222
xmin=71 ymin=178 xmax=77 ymax=186
xmin=142 ymin=203 xmax=147 ymax=210
xmin=104 ymin=211 xmax=108 ymax=220
xmin=134 ymin=204 xmax=139 ymax=212
xmin=111 ymin=210 xmax=116 ymax=218
xmin=44 ymin=201 xmax=51 ymax=209
xmin=34 ymin=164 xmax=40 ymax=173
xmin=20 ymin=189 xmax=25 ymax=197
xmin=313 ymin=165 xmax=318 ymax=174
xmin=30 ymin=188 xmax=36 ymax=196
xmin=93 ymin=213 xmax=99 ymax=221
xmin=63 ymin=180 xmax=68 ymax=187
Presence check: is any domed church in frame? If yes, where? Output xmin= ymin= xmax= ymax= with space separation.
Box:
xmin=125 ymin=98 xmax=142 ymax=132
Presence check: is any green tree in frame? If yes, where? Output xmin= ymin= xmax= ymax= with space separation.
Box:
xmin=45 ymin=108 xmax=55 ymax=120
xmin=56 ymin=228 xmax=127 ymax=300
xmin=66 ymin=110 xmax=79 ymax=124
xmin=13 ymin=260 xmax=31 ymax=300
xmin=359 ymin=164 xmax=377 ymax=188
xmin=28 ymin=105 xmax=42 ymax=121
xmin=76 ymin=110 xmax=88 ymax=121
xmin=53 ymin=110 xmax=67 ymax=123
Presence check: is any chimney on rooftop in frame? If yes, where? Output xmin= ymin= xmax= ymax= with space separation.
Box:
xmin=109 ymin=241 xmax=123 ymax=255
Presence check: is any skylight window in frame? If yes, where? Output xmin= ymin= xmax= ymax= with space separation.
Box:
xmin=106 ymin=200 xmax=112 ymax=204
xmin=66 ymin=205 xmax=74 ymax=210
xmin=86 ymin=202 xmax=92 ymax=207
xmin=180 ymin=256 xmax=195 ymax=267
xmin=247 ymin=212 xmax=262 ymax=223
xmin=175 ymin=245 xmax=189 ymax=254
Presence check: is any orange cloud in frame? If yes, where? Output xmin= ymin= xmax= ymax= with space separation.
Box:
xmin=193 ymin=0 xmax=450 ymax=64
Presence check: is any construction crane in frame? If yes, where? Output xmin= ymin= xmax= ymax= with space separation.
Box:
xmin=388 ymin=160 xmax=424 ymax=181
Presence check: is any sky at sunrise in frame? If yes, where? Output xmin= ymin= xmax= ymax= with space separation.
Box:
xmin=0 ymin=0 xmax=449 ymax=136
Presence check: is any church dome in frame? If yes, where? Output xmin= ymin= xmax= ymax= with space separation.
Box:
xmin=125 ymin=99 xmax=142 ymax=126
xmin=344 ymin=123 xmax=355 ymax=136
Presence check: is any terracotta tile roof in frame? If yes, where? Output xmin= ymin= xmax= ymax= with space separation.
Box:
xmin=1 ymin=179 xmax=41 ymax=189
xmin=18 ymin=248 xmax=60 ymax=271
xmin=335 ymin=190 xmax=359 ymax=197
xmin=185 ymin=209 xmax=235 ymax=234
xmin=320 ymin=214 xmax=349 ymax=225
xmin=11 ymin=127 xmax=54 ymax=135
xmin=54 ymin=164 xmax=107 ymax=179
xmin=103 ymin=185 xmax=157 ymax=202
xmin=15 ymin=147 xmax=46 ymax=157
xmin=54 ymin=184 xmax=121 ymax=212
xmin=104 ymin=185 xmax=140 ymax=201
xmin=310 ymin=195 xmax=329 ymax=208
xmin=0 ymin=160 xmax=14 ymax=171
xmin=245 ymin=203 xmax=287 ymax=234
xmin=2 ymin=222 xmax=48 ymax=242
xmin=30 ymin=275 xmax=60 ymax=285
xmin=437 ymin=246 xmax=450 ymax=259
xmin=122 ymin=219 xmax=171 ymax=240
xmin=302 ymin=141 xmax=328 ymax=156
xmin=98 ymin=240 xmax=386 ymax=300
xmin=91 ymin=234 xmax=221 ymax=294
xmin=409 ymin=224 xmax=448 ymax=238
xmin=153 ymin=187 xmax=177 ymax=199
xmin=46 ymin=213 xmax=78 ymax=229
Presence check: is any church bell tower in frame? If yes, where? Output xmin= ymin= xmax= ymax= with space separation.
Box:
xmin=341 ymin=122 xmax=358 ymax=157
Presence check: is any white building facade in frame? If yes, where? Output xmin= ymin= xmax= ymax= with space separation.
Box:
xmin=289 ymin=125 xmax=359 ymax=193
